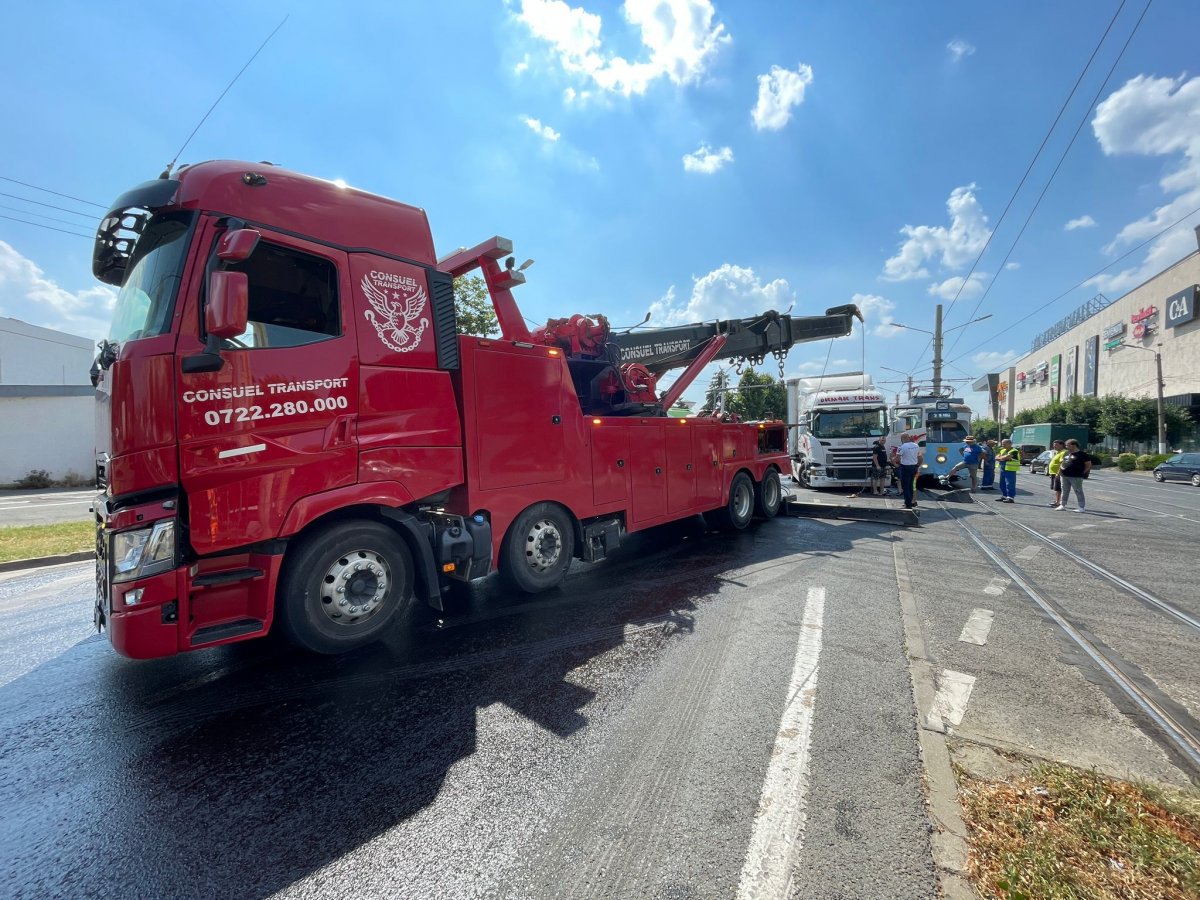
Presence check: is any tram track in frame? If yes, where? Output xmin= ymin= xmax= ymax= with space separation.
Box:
xmin=920 ymin=488 xmax=1200 ymax=778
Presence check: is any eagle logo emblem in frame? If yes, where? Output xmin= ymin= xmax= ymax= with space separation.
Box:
xmin=361 ymin=273 xmax=430 ymax=353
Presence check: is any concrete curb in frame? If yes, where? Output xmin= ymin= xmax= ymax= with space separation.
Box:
xmin=893 ymin=538 xmax=980 ymax=899
xmin=0 ymin=550 xmax=94 ymax=574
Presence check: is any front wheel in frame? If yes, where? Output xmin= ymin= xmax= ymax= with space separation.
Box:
xmin=500 ymin=502 xmax=575 ymax=593
xmin=1154 ymin=471 xmax=1166 ymax=482
xmin=712 ymin=471 xmax=755 ymax=531
xmin=755 ymin=468 xmax=782 ymax=518
xmin=276 ymin=520 xmax=414 ymax=654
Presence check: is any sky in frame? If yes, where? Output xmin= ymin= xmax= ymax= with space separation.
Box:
xmin=1 ymin=0 xmax=1198 ymax=413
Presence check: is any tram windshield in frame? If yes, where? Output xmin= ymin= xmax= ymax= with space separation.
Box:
xmin=925 ymin=420 xmax=968 ymax=442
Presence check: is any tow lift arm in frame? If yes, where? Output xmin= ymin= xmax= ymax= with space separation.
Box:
xmin=440 ymin=236 xmax=861 ymax=415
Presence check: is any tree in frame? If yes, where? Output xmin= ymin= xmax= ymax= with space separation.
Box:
xmin=453 ymin=275 xmax=499 ymax=336
xmin=728 ymin=370 xmax=787 ymax=421
xmin=971 ymin=418 xmax=1000 ymax=441
xmin=699 ymin=369 xmax=730 ymax=415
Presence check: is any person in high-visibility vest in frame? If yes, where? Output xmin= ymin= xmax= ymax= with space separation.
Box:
xmin=995 ymin=438 xmax=1021 ymax=503
xmin=1046 ymin=439 xmax=1067 ymax=508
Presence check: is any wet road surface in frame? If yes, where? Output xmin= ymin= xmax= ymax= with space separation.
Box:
xmin=0 ymin=515 xmax=937 ymax=899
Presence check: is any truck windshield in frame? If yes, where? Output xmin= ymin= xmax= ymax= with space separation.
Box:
xmin=812 ymin=409 xmax=887 ymax=438
xmin=108 ymin=212 xmax=195 ymax=343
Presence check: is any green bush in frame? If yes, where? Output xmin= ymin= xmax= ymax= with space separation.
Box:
xmin=1117 ymin=453 xmax=1138 ymax=472
xmin=1135 ymin=454 xmax=1156 ymax=470
xmin=1139 ymin=453 xmax=1173 ymax=470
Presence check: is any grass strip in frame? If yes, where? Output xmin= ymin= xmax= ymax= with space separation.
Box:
xmin=0 ymin=521 xmax=94 ymax=563
xmin=960 ymin=762 xmax=1200 ymax=899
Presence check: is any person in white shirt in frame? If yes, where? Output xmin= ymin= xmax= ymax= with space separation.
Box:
xmin=891 ymin=433 xmax=923 ymax=509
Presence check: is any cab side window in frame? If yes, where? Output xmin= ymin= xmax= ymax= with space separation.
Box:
xmin=225 ymin=242 xmax=340 ymax=349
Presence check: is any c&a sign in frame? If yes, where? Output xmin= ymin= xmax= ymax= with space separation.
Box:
xmin=1165 ymin=286 xmax=1197 ymax=329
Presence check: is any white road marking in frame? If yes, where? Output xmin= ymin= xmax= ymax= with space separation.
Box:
xmin=218 ymin=442 xmax=267 ymax=459
xmin=932 ymin=670 xmax=976 ymax=727
xmin=1070 ymin=523 xmax=1098 ymax=530
xmin=737 ymin=586 xmax=825 ymax=900
xmin=958 ymin=609 xmax=994 ymax=646
xmin=1047 ymin=532 xmax=1068 ymax=538
xmin=982 ymin=576 xmax=1010 ymax=596
xmin=1014 ymin=545 xmax=1041 ymax=560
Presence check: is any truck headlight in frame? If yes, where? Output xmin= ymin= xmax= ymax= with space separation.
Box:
xmin=936 ymin=454 xmax=947 ymax=463
xmin=112 ymin=520 xmax=176 ymax=584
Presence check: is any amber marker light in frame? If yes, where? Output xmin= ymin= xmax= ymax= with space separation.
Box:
xmin=548 ymin=348 xmax=560 ymax=356
xmin=442 ymin=563 xmax=456 ymax=573
xmin=592 ymin=418 xmax=602 ymax=425
xmin=678 ymin=418 xmax=687 ymax=424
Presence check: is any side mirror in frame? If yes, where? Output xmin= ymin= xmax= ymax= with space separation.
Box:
xmin=206 ymin=271 xmax=248 ymax=339
xmin=217 ymin=228 xmax=260 ymax=262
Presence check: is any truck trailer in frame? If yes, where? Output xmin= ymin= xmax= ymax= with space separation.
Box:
xmin=786 ymin=373 xmax=888 ymax=489
xmin=89 ymin=160 xmax=859 ymax=659
xmin=1008 ymin=423 xmax=1091 ymax=464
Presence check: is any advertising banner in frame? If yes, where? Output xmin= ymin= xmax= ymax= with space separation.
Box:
xmin=1082 ymin=335 xmax=1099 ymax=396
xmin=1064 ymin=347 xmax=1077 ymax=399
xmin=1050 ymin=354 xmax=1060 ymax=395
xmin=1166 ymin=285 xmax=1197 ymax=329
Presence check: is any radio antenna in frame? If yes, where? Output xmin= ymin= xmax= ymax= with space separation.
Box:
xmin=164 ymin=15 xmax=289 ymax=177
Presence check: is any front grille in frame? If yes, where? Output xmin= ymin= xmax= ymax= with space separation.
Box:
xmin=828 ymin=467 xmax=869 ymax=481
xmin=827 ymin=448 xmax=873 ymax=467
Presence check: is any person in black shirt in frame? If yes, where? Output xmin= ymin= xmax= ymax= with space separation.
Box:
xmin=870 ymin=436 xmax=889 ymax=496
xmin=1055 ymin=439 xmax=1092 ymax=512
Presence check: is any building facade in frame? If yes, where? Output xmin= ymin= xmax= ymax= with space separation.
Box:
xmin=0 ymin=318 xmax=96 ymax=484
xmin=980 ymin=248 xmax=1200 ymax=434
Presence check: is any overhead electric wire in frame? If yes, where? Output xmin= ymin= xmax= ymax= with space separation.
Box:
xmin=0 ymin=213 xmax=92 ymax=239
xmin=0 ymin=203 xmax=97 ymax=230
xmin=904 ymin=0 xmax=1133 ymax=376
xmin=0 ymin=176 xmax=105 ymax=209
xmin=946 ymin=200 xmax=1200 ymax=372
xmin=0 ymin=191 xmax=98 ymax=219
xmin=944 ymin=0 xmax=1155 ymax=359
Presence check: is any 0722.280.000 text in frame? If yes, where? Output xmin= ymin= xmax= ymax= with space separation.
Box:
xmin=202 ymin=395 xmax=348 ymax=426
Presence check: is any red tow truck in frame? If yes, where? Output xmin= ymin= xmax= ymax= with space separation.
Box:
xmin=89 ymin=161 xmax=858 ymax=658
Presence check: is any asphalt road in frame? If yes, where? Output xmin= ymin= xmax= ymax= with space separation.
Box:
xmin=0 ymin=514 xmax=938 ymax=900
xmin=0 ymin=489 xmax=94 ymax=527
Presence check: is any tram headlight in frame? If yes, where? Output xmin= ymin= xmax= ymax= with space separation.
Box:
xmin=936 ymin=454 xmax=947 ymax=463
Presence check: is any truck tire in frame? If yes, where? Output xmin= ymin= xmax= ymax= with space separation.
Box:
xmin=755 ymin=468 xmax=782 ymax=518
xmin=712 ymin=471 xmax=755 ymax=531
xmin=500 ymin=502 xmax=575 ymax=593
xmin=276 ymin=520 xmax=414 ymax=654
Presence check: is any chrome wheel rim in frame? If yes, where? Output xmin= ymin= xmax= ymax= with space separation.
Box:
xmin=734 ymin=482 xmax=753 ymax=520
xmin=525 ymin=519 xmax=563 ymax=572
xmin=320 ymin=549 xmax=390 ymax=626
xmin=764 ymin=475 xmax=780 ymax=510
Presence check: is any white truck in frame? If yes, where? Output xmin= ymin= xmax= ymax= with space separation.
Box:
xmin=786 ymin=372 xmax=889 ymax=489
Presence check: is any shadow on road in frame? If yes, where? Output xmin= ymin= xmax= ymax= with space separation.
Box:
xmin=0 ymin=514 xmax=867 ymax=898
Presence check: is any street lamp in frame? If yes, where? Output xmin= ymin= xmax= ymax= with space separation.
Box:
xmin=890 ymin=306 xmax=993 ymax=396
xmin=1121 ymin=342 xmax=1168 ymax=454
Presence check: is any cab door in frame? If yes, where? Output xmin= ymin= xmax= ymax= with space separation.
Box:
xmin=176 ymin=222 xmax=358 ymax=555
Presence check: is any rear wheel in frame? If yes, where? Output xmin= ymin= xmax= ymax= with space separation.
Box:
xmin=1191 ymin=473 xmax=1200 ymax=487
xmin=712 ymin=471 xmax=755 ymax=531
xmin=500 ymin=502 xmax=575 ymax=593
xmin=277 ymin=520 xmax=414 ymax=654
xmin=755 ymin=468 xmax=782 ymax=518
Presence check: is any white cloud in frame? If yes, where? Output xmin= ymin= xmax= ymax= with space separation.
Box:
xmin=971 ymin=349 xmax=1017 ymax=371
xmin=514 ymin=0 xmax=729 ymax=97
xmin=1064 ymin=214 xmax=1096 ymax=231
xmin=0 ymin=240 xmax=115 ymax=341
xmin=851 ymin=292 xmax=899 ymax=337
xmin=1004 ymin=261 xmax=1020 ymax=270
xmin=649 ymin=264 xmax=793 ymax=325
xmin=751 ymin=63 xmax=814 ymax=131
xmin=522 ymin=116 xmax=561 ymax=142
xmin=1089 ymin=74 xmax=1200 ymax=294
xmin=682 ymin=143 xmax=733 ymax=174
xmin=563 ymin=86 xmax=594 ymax=105
xmin=515 ymin=55 xmax=531 ymax=74
xmin=787 ymin=357 xmax=853 ymax=376
xmin=927 ymin=273 xmax=986 ymax=300
xmin=947 ymin=39 xmax=975 ymax=62
xmin=882 ymin=184 xmax=992 ymax=281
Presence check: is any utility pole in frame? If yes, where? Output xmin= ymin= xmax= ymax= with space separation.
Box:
xmin=1154 ymin=346 xmax=1167 ymax=454
xmin=932 ymin=303 xmax=943 ymax=397
xmin=907 ymin=374 xmax=914 ymax=400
